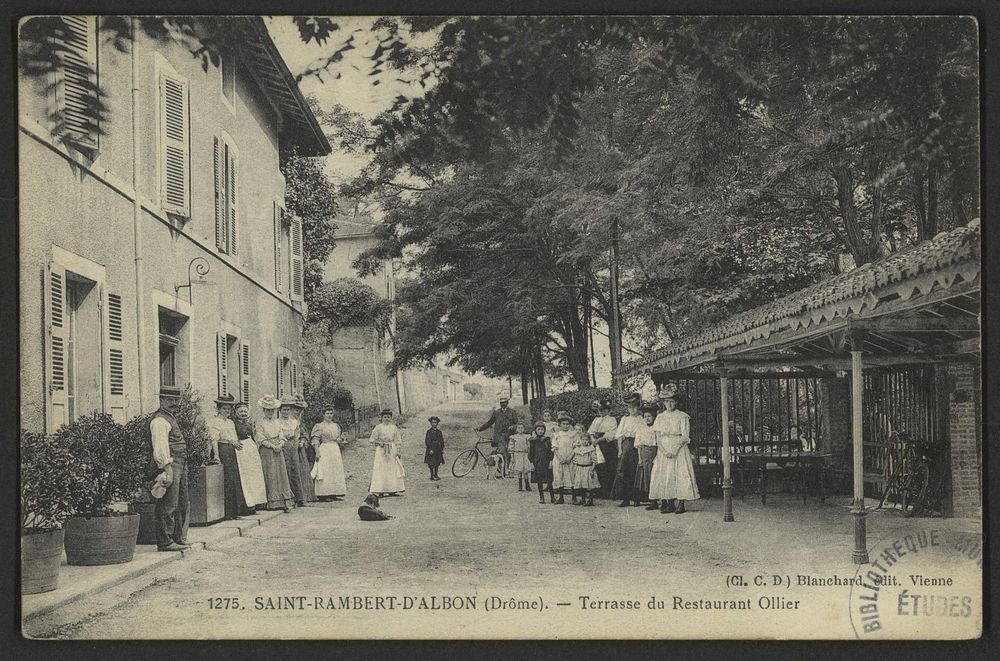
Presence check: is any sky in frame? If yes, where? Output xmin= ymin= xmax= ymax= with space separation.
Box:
xmin=266 ymin=16 xmax=435 ymax=184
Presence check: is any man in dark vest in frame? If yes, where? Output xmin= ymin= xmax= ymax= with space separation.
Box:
xmin=149 ymin=389 xmax=191 ymax=552
xmin=476 ymin=396 xmax=519 ymax=472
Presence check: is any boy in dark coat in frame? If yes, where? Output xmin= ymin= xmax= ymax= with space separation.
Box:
xmin=424 ymin=416 xmax=445 ymax=481
xmin=528 ymin=420 xmax=555 ymax=504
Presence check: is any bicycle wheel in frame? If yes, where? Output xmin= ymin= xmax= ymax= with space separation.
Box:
xmin=902 ymin=463 xmax=930 ymax=517
xmin=452 ymin=449 xmax=480 ymax=478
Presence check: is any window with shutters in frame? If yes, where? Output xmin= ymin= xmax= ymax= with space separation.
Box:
xmin=107 ymin=293 xmax=124 ymax=397
xmin=54 ymin=16 xmax=99 ymax=153
xmin=215 ymin=136 xmax=239 ymax=255
xmin=159 ymin=72 xmax=190 ymax=217
xmin=289 ymin=215 xmax=305 ymax=302
xmin=158 ymin=308 xmax=188 ymax=391
xmin=240 ymin=342 xmax=251 ymax=405
xmin=274 ymin=202 xmax=288 ymax=293
xmin=221 ymin=52 xmax=237 ymax=107
xmin=276 ymin=355 xmax=292 ymax=399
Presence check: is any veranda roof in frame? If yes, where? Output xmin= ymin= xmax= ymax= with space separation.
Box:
xmin=617 ymin=219 xmax=981 ymax=379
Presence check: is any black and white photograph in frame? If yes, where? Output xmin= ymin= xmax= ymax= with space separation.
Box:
xmin=16 ymin=12 xmax=984 ymax=640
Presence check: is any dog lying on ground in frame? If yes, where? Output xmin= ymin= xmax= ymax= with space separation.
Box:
xmin=358 ymin=493 xmax=393 ymax=521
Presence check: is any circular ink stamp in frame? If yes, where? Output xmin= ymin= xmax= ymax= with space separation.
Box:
xmin=848 ymin=527 xmax=983 ymax=639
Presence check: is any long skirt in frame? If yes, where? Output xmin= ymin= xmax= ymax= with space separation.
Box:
xmin=611 ymin=438 xmax=638 ymax=499
xmin=298 ymin=445 xmax=318 ymax=502
xmin=312 ymin=442 xmax=347 ymax=497
xmin=531 ymin=461 xmax=553 ymax=485
xmin=595 ymin=440 xmax=618 ymax=498
xmin=235 ymin=440 xmax=267 ymax=507
xmin=649 ymin=444 xmax=701 ymax=501
xmin=217 ymin=443 xmax=249 ymax=518
xmin=634 ymin=445 xmax=658 ymax=493
xmin=282 ymin=442 xmax=305 ymax=503
xmin=552 ymin=460 xmax=574 ymax=489
xmin=572 ymin=462 xmax=598 ymax=490
xmin=370 ymin=444 xmax=405 ymax=494
xmin=258 ymin=444 xmax=294 ymax=510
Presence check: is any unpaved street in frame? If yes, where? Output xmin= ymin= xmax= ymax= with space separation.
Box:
xmin=24 ymin=401 xmax=982 ymax=640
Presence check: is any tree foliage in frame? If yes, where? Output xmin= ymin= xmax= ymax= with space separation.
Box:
xmin=281 ymin=147 xmax=339 ymax=299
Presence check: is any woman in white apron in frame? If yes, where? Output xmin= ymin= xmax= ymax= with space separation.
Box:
xmin=369 ymin=408 xmax=405 ymax=496
xmin=311 ymin=406 xmax=347 ymax=500
xmin=232 ymin=402 xmax=267 ymax=509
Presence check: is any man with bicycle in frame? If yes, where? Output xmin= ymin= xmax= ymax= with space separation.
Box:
xmin=476 ymin=396 xmax=519 ymax=474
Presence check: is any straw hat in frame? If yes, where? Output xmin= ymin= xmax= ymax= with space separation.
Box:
xmin=258 ymin=394 xmax=281 ymax=410
xmin=624 ymin=392 xmax=641 ymax=406
xmin=658 ymin=383 xmax=679 ymax=401
xmin=428 ymin=416 xmax=441 ymax=423
xmin=214 ymin=394 xmax=236 ymax=407
xmin=556 ymin=410 xmax=574 ymax=423
xmin=533 ymin=420 xmax=547 ymax=431
xmin=291 ymin=393 xmax=309 ymax=409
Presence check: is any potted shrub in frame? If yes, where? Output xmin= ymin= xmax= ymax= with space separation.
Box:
xmin=20 ymin=430 xmax=77 ymax=593
xmin=178 ymin=387 xmax=225 ymax=526
xmin=57 ymin=413 xmax=147 ymax=565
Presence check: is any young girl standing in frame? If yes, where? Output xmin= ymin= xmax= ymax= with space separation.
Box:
xmin=571 ymin=424 xmax=602 ymax=506
xmin=550 ymin=412 xmax=576 ymax=505
xmin=424 ymin=416 xmax=445 ymax=481
xmin=634 ymin=403 xmax=659 ymax=508
xmin=508 ymin=422 xmax=532 ymax=491
xmin=528 ymin=420 xmax=554 ymax=504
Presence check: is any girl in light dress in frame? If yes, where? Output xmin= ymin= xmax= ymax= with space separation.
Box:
xmin=311 ymin=406 xmax=347 ymax=500
xmin=507 ymin=422 xmax=532 ymax=492
xmin=369 ymin=408 xmax=405 ymax=496
xmin=571 ymin=422 xmax=603 ymax=506
xmin=648 ymin=386 xmax=700 ymax=514
xmin=550 ymin=412 xmax=577 ymax=505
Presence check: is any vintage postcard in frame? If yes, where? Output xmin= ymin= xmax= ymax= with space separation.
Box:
xmin=18 ymin=14 xmax=983 ymax=640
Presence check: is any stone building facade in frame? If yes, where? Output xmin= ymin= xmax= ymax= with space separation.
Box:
xmin=19 ymin=17 xmax=329 ymax=431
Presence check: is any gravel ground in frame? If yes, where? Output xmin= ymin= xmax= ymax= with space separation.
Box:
xmin=24 ymin=401 xmax=982 ymax=640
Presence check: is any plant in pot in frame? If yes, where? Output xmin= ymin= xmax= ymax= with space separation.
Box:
xmin=177 ymin=387 xmax=225 ymax=526
xmin=57 ymin=413 xmax=147 ymax=565
xmin=20 ymin=430 xmax=77 ymax=593
xmin=124 ymin=412 xmax=156 ymax=545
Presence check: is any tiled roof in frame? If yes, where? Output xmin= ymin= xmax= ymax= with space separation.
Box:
xmin=618 ymin=219 xmax=981 ymax=378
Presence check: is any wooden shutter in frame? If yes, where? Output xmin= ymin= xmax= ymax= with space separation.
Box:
xmin=214 ymin=136 xmax=227 ymax=251
xmin=290 ymin=214 xmax=304 ymax=301
xmin=291 ymin=360 xmax=299 ymax=395
xmin=160 ymin=72 xmax=190 ymax=217
xmin=217 ymin=332 xmax=229 ymax=397
xmin=56 ymin=16 xmax=98 ymax=150
xmin=44 ymin=264 xmax=69 ymax=432
xmin=275 ymin=356 xmax=285 ymax=399
xmin=273 ymin=202 xmax=283 ymax=292
xmin=106 ymin=291 xmax=126 ymax=422
xmin=241 ymin=342 xmax=251 ymax=405
xmin=228 ymin=145 xmax=238 ymax=257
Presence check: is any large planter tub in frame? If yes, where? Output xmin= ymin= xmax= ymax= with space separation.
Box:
xmin=64 ymin=513 xmax=140 ymax=566
xmin=21 ymin=528 xmax=64 ymax=594
xmin=189 ymin=462 xmax=225 ymax=526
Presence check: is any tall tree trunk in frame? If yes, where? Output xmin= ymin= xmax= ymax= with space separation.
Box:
xmin=534 ymin=343 xmax=547 ymax=399
xmin=563 ymin=301 xmax=591 ymax=389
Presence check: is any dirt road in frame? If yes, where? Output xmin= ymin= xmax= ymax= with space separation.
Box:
xmin=24 ymin=400 xmax=982 ymax=640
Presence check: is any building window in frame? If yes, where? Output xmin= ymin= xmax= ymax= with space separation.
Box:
xmin=215 ymin=136 xmax=238 ymax=255
xmin=272 ymin=203 xmax=303 ymax=300
xmin=159 ymin=71 xmax=191 ymax=217
xmin=54 ymin=16 xmax=99 ymax=153
xmin=221 ymin=52 xmax=236 ymax=106
xmin=216 ymin=331 xmax=242 ymax=398
xmin=158 ymin=308 xmax=188 ymax=390
xmin=62 ymin=274 xmax=101 ymax=423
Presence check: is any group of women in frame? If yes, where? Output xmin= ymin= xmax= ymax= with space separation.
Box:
xmin=210 ymin=394 xmax=349 ymax=518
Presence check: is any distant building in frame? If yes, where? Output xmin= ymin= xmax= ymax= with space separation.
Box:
xmin=322 ymin=213 xmax=465 ymax=413
xmin=20 ymin=17 xmax=330 ymax=431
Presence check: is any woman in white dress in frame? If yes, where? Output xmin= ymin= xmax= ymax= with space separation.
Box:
xmin=648 ymin=385 xmax=700 ymax=514
xmin=369 ymin=408 xmax=405 ymax=496
xmin=311 ymin=406 xmax=347 ymax=500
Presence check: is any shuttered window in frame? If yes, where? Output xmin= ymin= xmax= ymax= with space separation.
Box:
xmin=241 ymin=343 xmax=251 ymax=405
xmin=291 ymin=360 xmax=299 ymax=395
xmin=289 ymin=215 xmax=304 ymax=301
xmin=55 ymin=16 xmax=99 ymax=151
xmin=214 ymin=136 xmax=238 ymax=255
xmin=159 ymin=73 xmax=190 ymax=217
xmin=217 ymin=332 xmax=229 ymax=397
xmin=273 ymin=202 xmax=285 ymax=292
xmin=107 ymin=293 xmax=124 ymax=398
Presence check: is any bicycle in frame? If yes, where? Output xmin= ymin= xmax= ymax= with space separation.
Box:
xmin=452 ymin=435 xmax=507 ymax=479
xmin=877 ymin=433 xmax=944 ymax=517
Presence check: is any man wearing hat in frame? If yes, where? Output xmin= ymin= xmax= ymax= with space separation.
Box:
xmin=149 ymin=389 xmax=191 ymax=552
xmin=206 ymin=394 xmax=250 ymax=520
xmin=476 ymin=396 xmax=519 ymax=475
xmin=424 ymin=416 xmax=445 ymax=481
xmin=587 ymin=398 xmax=619 ymax=498
xmin=611 ymin=393 xmax=644 ymax=506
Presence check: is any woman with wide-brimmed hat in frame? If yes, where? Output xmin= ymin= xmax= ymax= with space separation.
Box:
xmin=231 ymin=401 xmax=267 ymax=509
xmin=648 ymin=384 xmax=700 ymax=514
xmin=206 ymin=394 xmax=250 ymax=519
xmin=611 ymin=392 xmax=645 ymax=506
xmin=255 ymin=395 xmax=294 ymax=511
xmin=278 ymin=398 xmax=307 ymax=506
xmin=369 ymin=408 xmax=405 ymax=496
xmin=310 ymin=405 xmax=347 ymax=500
